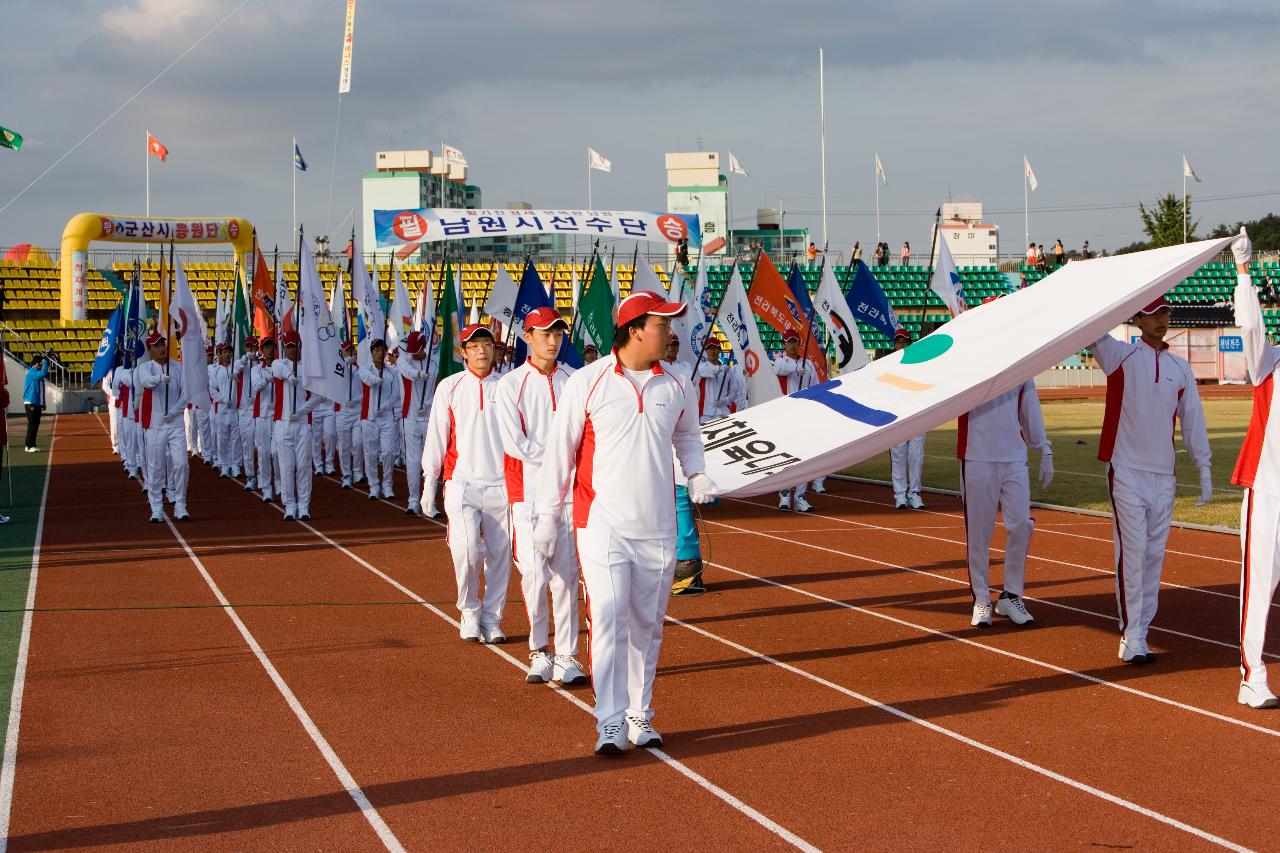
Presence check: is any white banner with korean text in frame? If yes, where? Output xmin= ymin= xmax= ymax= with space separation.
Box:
xmin=374 ymin=208 xmax=701 ymax=249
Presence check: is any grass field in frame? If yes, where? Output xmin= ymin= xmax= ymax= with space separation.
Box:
xmin=841 ymin=397 xmax=1251 ymax=530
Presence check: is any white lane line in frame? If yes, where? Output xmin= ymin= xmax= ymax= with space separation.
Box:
xmin=0 ymin=416 xmax=56 ymax=853
xmin=665 ymin=614 xmax=1252 ymax=853
xmin=703 ymin=559 xmax=1280 ymax=739
xmin=706 ymin=516 xmax=1274 ymax=660
xmin=164 ymin=518 xmax=405 ymax=853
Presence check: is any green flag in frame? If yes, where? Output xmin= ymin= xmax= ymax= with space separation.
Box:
xmin=233 ymin=268 xmax=251 ymax=359
xmin=572 ymin=255 xmax=616 ymax=354
xmin=97 ymin=267 xmax=128 ymax=296
xmin=0 ymin=126 xmax=22 ymax=151
xmin=435 ymin=258 xmax=464 ymax=380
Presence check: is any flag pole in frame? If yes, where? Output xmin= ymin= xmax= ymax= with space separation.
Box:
xmin=587 ymin=145 xmax=593 ymax=210
xmin=1023 ymin=156 xmax=1029 ymax=253
xmin=145 ymin=128 xmax=150 ymax=218
xmin=1182 ymin=155 xmax=1187 ymax=244
xmin=875 ymin=154 xmax=881 ymax=245
xmin=818 ymin=46 xmax=828 ymax=248
xmin=292 ymin=136 xmax=298 ymax=248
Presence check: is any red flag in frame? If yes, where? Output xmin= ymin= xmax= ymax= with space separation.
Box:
xmin=147 ymin=133 xmax=169 ymax=161
xmin=250 ymin=248 xmax=274 ymax=337
xmin=747 ymin=250 xmax=828 ymax=382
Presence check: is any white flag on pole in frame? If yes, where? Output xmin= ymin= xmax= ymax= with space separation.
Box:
xmin=714 ymin=266 xmax=781 ymax=408
xmin=386 ymin=263 xmax=412 ymax=350
xmin=214 ymin=284 xmax=228 ymax=345
xmin=631 ymin=258 xmax=668 ymax=300
xmin=1183 ymin=154 xmax=1201 ymax=183
xmin=483 ymin=262 xmax=521 ymax=326
xmin=1024 ymin=155 xmax=1039 ymax=192
xmin=443 ymin=143 xmax=467 ymax=166
xmin=930 ymin=232 xmax=968 ymax=317
xmin=169 ymin=262 xmax=209 ymax=410
xmin=729 ymin=151 xmax=748 ymax=177
xmin=814 ymin=262 xmax=869 ymax=374
xmin=875 ymin=153 xmax=887 ymax=185
xmin=297 ymin=237 xmax=350 ymax=404
xmin=414 ymin=272 xmax=435 ymax=334
xmin=588 ymin=147 xmax=612 ymax=172
xmin=329 ymin=267 xmax=348 ymax=335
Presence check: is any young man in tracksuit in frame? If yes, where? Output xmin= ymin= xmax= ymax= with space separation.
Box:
xmin=111 ymin=364 xmax=141 ymax=479
xmin=495 ymin=307 xmax=586 ymax=686
xmin=397 ymin=331 xmax=438 ymax=516
xmin=209 ymin=343 xmax=240 ymax=478
xmin=422 ymin=324 xmax=511 ymax=645
xmin=335 ymin=338 xmax=365 ymax=489
xmin=271 ymin=331 xmax=319 ymax=520
xmin=1227 ymin=228 xmax=1280 ymax=708
xmin=360 ymin=339 xmax=400 ymax=501
xmin=196 ymin=345 xmax=215 ymax=464
xmin=890 ymin=327 xmax=927 ymax=509
xmin=774 ymin=329 xmax=820 ymax=511
xmin=250 ymin=336 xmax=277 ymax=503
xmin=1090 ymin=294 xmax=1211 ymax=663
xmin=535 ymin=290 xmax=719 ymax=755
xmin=234 ymin=336 xmax=260 ymax=490
xmin=136 ymin=331 xmax=190 ymax=522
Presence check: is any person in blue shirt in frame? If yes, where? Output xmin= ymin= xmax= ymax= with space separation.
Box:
xmin=23 ymin=355 xmax=48 ymax=452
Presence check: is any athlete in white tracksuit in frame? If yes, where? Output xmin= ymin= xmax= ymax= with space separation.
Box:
xmin=775 ymin=331 xmax=822 ymax=511
xmin=136 ymin=333 xmax=190 ymax=521
xmin=311 ymin=395 xmax=337 ymax=475
xmin=694 ymin=342 xmax=746 ymax=425
xmin=1226 ymin=229 xmax=1280 ymax=709
xmin=250 ymin=337 xmax=277 ymax=503
xmin=959 ymin=379 xmax=1053 ymax=628
xmin=396 ymin=331 xmax=437 ymax=515
xmin=1090 ymin=297 xmax=1211 ymax=664
xmin=422 ymin=324 xmax=511 ymax=645
xmin=535 ymin=290 xmax=719 ymax=755
xmin=495 ymin=307 xmax=585 ymax=686
xmin=889 ymin=328 xmax=926 ymax=509
xmin=111 ymin=365 xmax=141 ymax=478
xmin=334 ymin=339 xmax=365 ymax=488
xmin=103 ymin=371 xmax=119 ymax=454
xmin=234 ymin=339 xmax=259 ymax=489
xmin=196 ymin=347 xmax=215 ymax=463
xmin=271 ymin=334 xmax=319 ymax=520
xmin=208 ymin=346 xmax=240 ymax=478
xmin=360 ymin=340 xmax=400 ymax=500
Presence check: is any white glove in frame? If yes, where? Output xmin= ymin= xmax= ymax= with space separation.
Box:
xmin=287 ymin=374 xmax=299 ymax=385
xmin=160 ymin=373 xmax=171 ymax=384
xmin=532 ymin=513 xmax=558 ymax=558
xmin=1197 ymin=465 xmax=1213 ymax=506
xmin=686 ymin=472 xmax=720 ymax=504
xmin=1039 ymin=452 xmax=1054 ymax=490
xmin=1232 ymin=227 xmax=1252 ymax=265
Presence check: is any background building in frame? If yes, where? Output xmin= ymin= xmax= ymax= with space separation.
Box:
xmin=730 ymin=208 xmax=810 ymax=259
xmin=665 ymin=152 xmax=727 ymax=257
xmin=932 ymin=202 xmax=1000 ymax=266
xmin=361 ymin=149 xmax=473 ymax=260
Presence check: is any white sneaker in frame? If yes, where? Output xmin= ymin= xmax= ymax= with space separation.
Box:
xmin=405 ymin=502 xmax=420 ymax=516
xmin=174 ymin=506 xmax=190 ymax=521
xmin=811 ymin=479 xmax=827 ymax=493
xmin=283 ymin=506 xmax=297 ymax=521
xmin=995 ymin=594 xmax=1034 ymax=626
xmin=526 ymin=650 xmax=554 ymax=684
xmin=423 ymin=503 xmax=440 ymax=519
xmin=383 ymin=490 xmax=395 ymax=501
xmin=1238 ymin=681 xmax=1280 ymax=709
xmin=793 ymin=496 xmax=813 ymax=513
xmin=908 ymin=493 xmax=925 ymax=509
xmin=261 ymin=491 xmax=273 ymax=503
xmin=341 ymin=477 xmax=352 ymax=489
xmin=325 ymin=465 xmax=336 ymax=475
xmin=1119 ymin=637 xmax=1149 ymax=664
xmin=778 ymin=493 xmax=791 ymax=510
xmin=626 ymin=714 xmax=662 ymax=748
xmin=480 ymin=623 xmax=506 ymax=644
xmin=553 ymin=655 xmax=588 ymax=685
xmin=971 ymin=602 xmax=993 ymax=627
xmin=594 ymin=721 xmax=629 ymax=755
xmin=149 ymin=511 xmax=164 ymax=524
xmin=459 ymin=613 xmax=481 ymax=642
xmin=244 ymin=477 xmax=257 ymax=491
xmin=368 ymin=488 xmax=380 ymax=500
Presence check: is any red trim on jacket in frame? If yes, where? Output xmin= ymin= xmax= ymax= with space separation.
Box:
xmin=1233 ymin=374 xmax=1275 ymax=489
xmin=572 ymin=415 xmax=597 ymax=529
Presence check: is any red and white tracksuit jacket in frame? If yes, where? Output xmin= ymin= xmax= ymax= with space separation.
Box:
xmin=423 ymin=367 xmax=511 ymax=628
xmin=397 ymin=355 xmax=436 ymax=507
xmin=497 ymin=359 xmax=579 ymax=656
xmin=271 ymin=358 xmax=317 ymax=514
xmin=1090 ymin=332 xmax=1211 ymax=643
xmin=694 ymin=360 xmax=745 ymax=424
xmin=536 ymin=353 xmax=706 ymax=732
xmin=208 ymin=363 xmax=240 ymax=473
xmin=250 ymin=361 xmax=277 ymax=497
xmin=136 ymin=359 xmax=189 ymax=514
xmin=1232 ymin=273 xmax=1280 ymax=684
xmin=957 ymin=380 xmax=1050 ymax=603
xmin=360 ymin=363 xmax=401 ymax=497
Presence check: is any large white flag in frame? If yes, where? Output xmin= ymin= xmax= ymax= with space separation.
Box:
xmin=814 ymin=262 xmax=869 ymax=374
xmin=329 ymin=267 xmax=348 ymax=337
xmin=714 ymin=266 xmax=780 ymax=408
xmin=297 ymin=237 xmax=350 ymax=404
xmin=682 ymin=255 xmax=714 ymax=356
xmin=169 ymin=262 xmax=209 ymax=410
xmin=930 ymin=232 xmax=967 ymax=317
xmin=443 ymin=143 xmax=467 ymax=166
xmin=351 ymin=244 xmax=385 ymax=341
xmin=387 ymin=263 xmax=412 ymax=350
xmin=588 ymin=146 xmax=612 ymax=172
xmin=667 ymin=265 xmax=693 ymax=364
xmin=729 ymin=151 xmax=748 ymax=177
xmin=631 ymin=258 xmax=668 ymax=300
xmin=875 ymin=153 xmax=887 ymax=185
xmin=1183 ymin=154 xmax=1201 ymax=183
xmin=483 ymin=261 xmax=521 ymax=327
xmin=414 ymin=271 xmax=435 ymax=334
xmin=1024 ymin=155 xmax=1038 ymax=192
xmin=213 ymin=284 xmax=228 ymax=345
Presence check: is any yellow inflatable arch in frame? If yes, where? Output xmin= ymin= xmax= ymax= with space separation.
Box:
xmin=59 ymin=212 xmax=255 ymax=322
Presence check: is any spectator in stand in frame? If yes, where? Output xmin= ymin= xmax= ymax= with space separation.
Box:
xmin=675 ymin=238 xmax=689 ymax=268
xmin=874 ymin=242 xmax=887 ymax=267
xmin=900 ymin=242 xmax=911 ymax=265
xmin=1026 ymin=242 xmax=1038 ymax=268
xmin=1037 ymin=244 xmax=1049 ymax=274
xmin=851 ymin=241 xmax=862 ymax=264
xmin=23 ymin=354 xmax=48 ymax=453
xmin=1053 ymin=239 xmax=1066 ymax=268
xmin=1081 ymin=240 xmax=1093 ymax=260
xmin=806 ymin=242 xmax=818 ymax=267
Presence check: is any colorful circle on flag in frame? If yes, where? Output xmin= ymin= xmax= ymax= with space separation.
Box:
xmin=900 ymin=333 xmax=953 ymax=364
xmin=655 ymin=214 xmax=688 ymax=244
xmin=744 ymin=348 xmax=760 ymax=376
xmin=392 ymin=212 xmax=428 ymax=242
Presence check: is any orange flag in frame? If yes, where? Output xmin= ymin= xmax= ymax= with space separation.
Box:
xmin=250 ymin=247 xmax=274 ymax=337
xmin=746 ymin=250 xmax=828 ymax=381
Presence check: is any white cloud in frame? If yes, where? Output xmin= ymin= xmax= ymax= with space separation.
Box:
xmin=101 ymin=0 xmax=221 ymax=44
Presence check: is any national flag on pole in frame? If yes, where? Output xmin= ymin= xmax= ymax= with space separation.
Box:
xmin=814 ymin=262 xmax=869 ymax=373
xmin=588 ymin=147 xmax=612 ymax=172
xmin=785 ymin=262 xmax=816 ymax=323
xmin=845 ymin=261 xmax=901 ymax=341
xmin=747 ymin=251 xmax=828 ymax=381
xmin=147 ymin=133 xmax=169 ymax=161
xmin=294 ymin=141 xmax=308 ymax=172
xmin=91 ymin=299 xmax=126 ymax=385
xmin=1024 ymin=155 xmax=1038 ymax=192
xmin=123 ymin=271 xmax=146 ymax=364
xmin=571 ymin=255 xmax=616 ymax=355
xmin=1183 ymin=154 xmax=1201 ymax=183
xmin=442 ymin=143 xmax=467 ymax=166
xmin=875 ymin=153 xmax=887 ymax=184
xmin=297 ymin=235 xmax=350 ymax=403
xmin=169 ymin=262 xmax=209 ymax=409
xmin=0 ymin=126 xmax=22 ymax=151
xmin=930 ymin=232 xmax=967 ymax=317
xmin=729 ymin=151 xmax=748 ymax=177
xmin=251 ymin=247 xmax=275 ymax=336
xmin=715 ymin=265 xmax=781 ymax=408
xmin=435 ymin=260 xmax=464 ymax=380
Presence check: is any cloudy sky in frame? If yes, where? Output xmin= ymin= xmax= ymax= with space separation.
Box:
xmin=2 ymin=0 xmax=1278 ymax=257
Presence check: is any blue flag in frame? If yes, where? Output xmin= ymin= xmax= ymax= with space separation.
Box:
xmin=511 ymin=263 xmax=582 ymax=368
xmin=786 ymin=262 xmax=815 ymax=319
xmin=294 ymin=142 xmax=308 ymax=172
xmin=122 ymin=276 xmax=146 ymax=365
xmin=90 ymin=301 xmax=125 ymax=385
xmin=844 ymin=261 xmax=901 ymax=341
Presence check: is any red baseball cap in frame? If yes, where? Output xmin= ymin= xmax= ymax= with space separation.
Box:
xmin=243 ymin=335 xmax=259 ymax=346
xmin=615 ymin=289 xmax=687 ymax=329
xmin=369 ymin=337 xmax=387 ymax=350
xmin=460 ymin=323 xmax=494 ymax=343
xmin=524 ymin=306 xmax=567 ymax=331
xmin=404 ymin=330 xmax=427 ymax=354
xmin=981 ymin=295 xmax=1001 ymax=306
xmin=145 ymin=331 xmax=166 ymax=347
xmin=1137 ymin=296 xmax=1171 ymax=315
xmin=704 ymin=337 xmax=722 ymax=350
xmin=260 ymin=336 xmax=275 ymax=348
xmin=339 ymin=337 xmax=354 ymax=350
xmin=781 ymin=329 xmax=801 ymax=343
xmin=893 ymin=327 xmax=912 ymax=341
xmin=280 ymin=330 xmax=301 ymax=347
xmin=215 ymin=342 xmax=231 ymax=352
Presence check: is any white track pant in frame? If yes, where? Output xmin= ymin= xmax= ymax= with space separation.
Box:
xmin=312 ymin=409 xmax=336 ymax=471
xmin=362 ymin=411 xmax=397 ymax=496
xmin=108 ymin=404 xmax=120 ymax=453
xmin=1106 ymin=462 xmax=1175 ymax=643
xmin=402 ymin=416 xmax=429 ymax=506
xmin=1239 ymin=489 xmax=1280 ymax=685
xmin=577 ymin=526 xmax=676 ymax=733
xmin=891 ymin=435 xmax=925 ymax=503
xmin=512 ymin=502 xmax=579 ymax=655
xmin=213 ymin=408 xmax=239 ymax=474
xmin=184 ymin=408 xmax=196 ymax=453
xmin=336 ymin=409 xmax=363 ymax=482
xmin=238 ymin=410 xmax=256 ymax=481
xmin=144 ymin=421 xmax=188 ymax=514
xmin=444 ymin=479 xmax=512 ymax=628
xmin=273 ymin=419 xmax=313 ymax=514
xmin=962 ymin=459 xmax=1033 ymax=603
xmin=196 ymin=407 xmax=213 ymax=459
xmin=254 ymin=417 xmax=275 ymax=498
xmin=120 ymin=418 xmax=140 ymax=472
